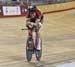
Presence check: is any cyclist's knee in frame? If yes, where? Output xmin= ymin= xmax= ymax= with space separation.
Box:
xmin=36 ymin=31 xmax=40 ymax=37
xmin=28 ymin=30 xmax=33 ymax=37
xmin=29 ymin=31 xmax=32 ymax=36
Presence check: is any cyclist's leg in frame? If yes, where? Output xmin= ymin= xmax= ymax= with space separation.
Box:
xmin=35 ymin=29 xmax=41 ymax=50
xmin=27 ymin=24 xmax=33 ymax=37
xmin=35 ymin=30 xmax=39 ymax=38
xmin=35 ymin=15 xmax=44 ymax=39
xmin=27 ymin=26 xmax=35 ymax=48
xmin=34 ymin=26 xmax=40 ymax=48
xmin=28 ymin=29 xmax=33 ymax=37
xmin=35 ymin=17 xmax=43 ymax=49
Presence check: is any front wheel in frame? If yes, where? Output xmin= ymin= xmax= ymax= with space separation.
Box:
xmin=26 ymin=49 xmax=33 ymax=62
xmin=26 ymin=37 xmax=33 ymax=62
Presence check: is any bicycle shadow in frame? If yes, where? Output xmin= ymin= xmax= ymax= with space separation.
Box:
xmin=8 ymin=55 xmax=46 ymax=67
xmin=7 ymin=55 xmax=75 ymax=67
xmin=28 ymin=60 xmax=45 ymax=67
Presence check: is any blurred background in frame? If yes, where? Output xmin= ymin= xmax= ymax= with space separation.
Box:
xmin=0 ymin=0 xmax=75 ymax=6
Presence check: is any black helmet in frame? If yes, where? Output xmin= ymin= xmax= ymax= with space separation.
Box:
xmin=28 ymin=5 xmax=37 ymax=13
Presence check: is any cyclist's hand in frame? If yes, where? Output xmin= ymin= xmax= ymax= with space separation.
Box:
xmin=27 ymin=22 xmax=34 ymax=28
xmin=34 ymin=23 xmax=38 ymax=27
xmin=26 ymin=22 xmax=31 ymax=25
xmin=29 ymin=24 xmax=33 ymax=28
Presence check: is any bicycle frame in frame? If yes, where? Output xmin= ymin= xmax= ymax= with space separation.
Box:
xmin=26 ymin=25 xmax=42 ymax=61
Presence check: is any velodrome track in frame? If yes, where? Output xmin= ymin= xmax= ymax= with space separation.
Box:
xmin=0 ymin=3 xmax=75 ymax=67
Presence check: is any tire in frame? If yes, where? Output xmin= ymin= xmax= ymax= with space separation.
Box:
xmin=35 ymin=37 xmax=42 ymax=61
xmin=36 ymin=50 xmax=42 ymax=61
xmin=26 ymin=49 xmax=33 ymax=62
xmin=26 ymin=37 xmax=33 ymax=62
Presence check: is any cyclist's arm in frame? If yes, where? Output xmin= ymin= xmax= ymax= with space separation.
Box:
xmin=26 ymin=12 xmax=31 ymax=25
xmin=34 ymin=18 xmax=42 ymax=27
xmin=26 ymin=18 xmax=31 ymax=26
xmin=35 ymin=10 xmax=43 ymax=26
xmin=26 ymin=18 xmax=35 ymax=27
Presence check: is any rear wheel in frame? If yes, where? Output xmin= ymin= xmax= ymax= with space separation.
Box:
xmin=35 ymin=37 xmax=42 ymax=61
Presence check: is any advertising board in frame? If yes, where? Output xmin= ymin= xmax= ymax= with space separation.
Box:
xmin=3 ymin=6 xmax=21 ymax=16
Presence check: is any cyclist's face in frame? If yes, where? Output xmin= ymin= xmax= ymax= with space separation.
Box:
xmin=30 ymin=12 xmax=36 ymax=18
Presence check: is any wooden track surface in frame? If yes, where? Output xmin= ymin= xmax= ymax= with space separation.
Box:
xmin=38 ymin=2 xmax=75 ymax=12
xmin=0 ymin=6 xmax=75 ymax=67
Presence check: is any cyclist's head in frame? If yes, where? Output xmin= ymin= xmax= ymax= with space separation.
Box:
xmin=28 ymin=5 xmax=37 ymax=13
xmin=28 ymin=5 xmax=37 ymax=18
